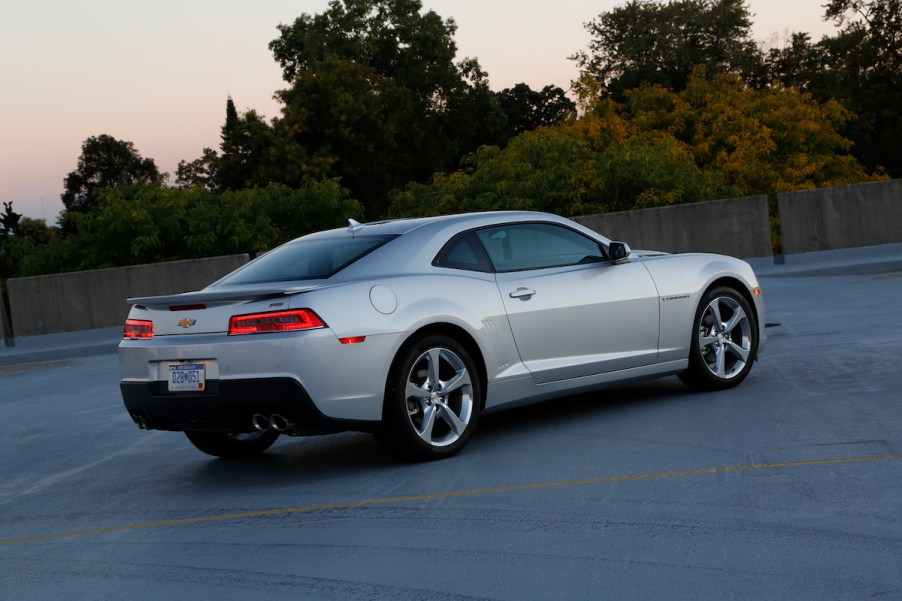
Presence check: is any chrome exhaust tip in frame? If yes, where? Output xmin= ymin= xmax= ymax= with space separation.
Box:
xmin=251 ymin=414 xmax=271 ymax=432
xmin=269 ymin=414 xmax=290 ymax=432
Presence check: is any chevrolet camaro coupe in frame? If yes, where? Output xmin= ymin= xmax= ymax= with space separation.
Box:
xmin=119 ymin=211 xmax=765 ymax=460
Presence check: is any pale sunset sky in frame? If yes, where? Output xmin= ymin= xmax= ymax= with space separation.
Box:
xmin=1 ymin=1 xmax=840 ymax=222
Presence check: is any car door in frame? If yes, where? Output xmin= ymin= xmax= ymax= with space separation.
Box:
xmin=475 ymin=223 xmax=660 ymax=385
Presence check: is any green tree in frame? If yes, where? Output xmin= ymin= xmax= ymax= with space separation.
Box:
xmin=215 ymin=107 xmax=274 ymax=192
xmin=623 ymin=69 xmax=875 ymax=194
xmin=175 ymin=147 xmax=218 ymax=191
xmin=595 ymin=134 xmax=730 ymax=210
xmin=496 ymin=83 xmax=577 ymax=137
xmin=270 ymin=56 xmax=410 ymax=216
xmin=391 ymin=68 xmax=879 ymax=221
xmin=763 ymin=33 xmax=826 ymax=93
xmin=1 ymin=213 xmax=56 ymax=280
xmin=0 ymin=202 xmax=21 ymax=239
xmin=762 ymin=0 xmax=901 ymax=175
xmin=825 ymin=0 xmax=902 ymax=64
xmin=822 ymin=0 xmax=902 ymax=174
xmin=388 ymin=129 xmax=603 ymax=217
xmin=268 ymin=0 xmax=506 ymax=218
xmin=0 ymin=202 xmax=23 ymax=280
xmin=176 ymin=98 xmax=274 ymax=192
xmin=574 ymin=0 xmax=763 ymax=99
xmin=269 ymin=0 xmax=461 ymax=100
xmin=60 ymin=134 xmax=161 ymax=215
xmin=440 ymin=59 xmax=510 ymax=158
xmin=388 ymin=126 xmax=724 ymax=218
xmin=21 ymin=181 xmax=364 ymax=276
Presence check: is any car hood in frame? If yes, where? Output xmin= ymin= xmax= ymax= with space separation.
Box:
xmin=631 ymin=249 xmax=670 ymax=258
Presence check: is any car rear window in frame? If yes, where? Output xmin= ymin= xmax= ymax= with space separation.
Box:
xmin=214 ymin=235 xmax=395 ymax=285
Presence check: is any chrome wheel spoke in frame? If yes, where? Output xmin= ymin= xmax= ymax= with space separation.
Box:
xmin=699 ymin=334 xmax=719 ymax=347
xmin=436 ymin=400 xmax=466 ymax=435
xmin=712 ymin=345 xmax=726 ymax=377
xmin=707 ymin=302 xmax=724 ymax=328
xmin=416 ymin=405 xmax=438 ymax=442
xmin=439 ymin=368 xmax=470 ymax=396
xmin=406 ymin=380 xmax=429 ymax=402
xmin=723 ymin=306 xmax=747 ymax=333
xmin=724 ymin=339 xmax=750 ymax=363
xmin=425 ymin=349 xmax=442 ymax=389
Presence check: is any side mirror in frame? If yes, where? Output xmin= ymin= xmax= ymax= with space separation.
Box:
xmin=609 ymin=241 xmax=632 ymax=264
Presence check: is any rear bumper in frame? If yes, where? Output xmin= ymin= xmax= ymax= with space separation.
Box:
xmin=120 ymin=378 xmax=377 ymax=435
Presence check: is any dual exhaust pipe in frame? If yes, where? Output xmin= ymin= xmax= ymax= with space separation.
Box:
xmin=252 ymin=413 xmax=293 ymax=433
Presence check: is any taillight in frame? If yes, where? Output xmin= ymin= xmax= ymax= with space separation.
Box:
xmin=229 ymin=309 xmax=325 ymax=335
xmin=124 ymin=319 xmax=154 ymax=339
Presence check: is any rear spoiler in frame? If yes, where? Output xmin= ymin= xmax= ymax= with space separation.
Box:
xmin=127 ymin=285 xmax=318 ymax=309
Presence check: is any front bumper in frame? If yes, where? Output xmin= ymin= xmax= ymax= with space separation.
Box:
xmin=120 ymin=377 xmax=377 ymax=435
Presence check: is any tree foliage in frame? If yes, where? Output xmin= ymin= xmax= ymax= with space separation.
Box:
xmin=269 ymin=0 xmax=461 ymax=100
xmin=19 ymin=181 xmax=363 ymax=277
xmin=496 ymin=84 xmax=577 ymax=136
xmin=766 ymin=0 xmax=902 ymax=175
xmin=0 ymin=205 xmax=55 ymax=282
xmin=576 ymin=0 xmax=901 ymax=176
xmin=270 ymin=56 xmax=415 ymax=217
xmin=266 ymin=0 xmax=508 ymax=218
xmin=388 ymin=123 xmax=729 ymax=218
xmin=574 ymin=0 xmax=763 ymax=99
xmin=60 ymin=134 xmax=161 ymax=215
xmin=1 ymin=202 xmax=21 ymax=240
xmin=175 ymin=147 xmax=218 ymax=191
xmin=390 ymin=68 xmax=878 ymax=220
xmin=624 ymin=69 xmax=872 ymax=193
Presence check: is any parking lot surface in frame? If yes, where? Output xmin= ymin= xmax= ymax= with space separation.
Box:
xmin=1 ymin=247 xmax=901 ymax=600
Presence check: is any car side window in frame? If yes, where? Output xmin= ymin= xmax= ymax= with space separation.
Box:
xmin=474 ymin=223 xmax=606 ymax=272
xmin=433 ymin=232 xmax=494 ymax=273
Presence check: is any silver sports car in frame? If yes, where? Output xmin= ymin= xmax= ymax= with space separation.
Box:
xmin=119 ymin=211 xmax=765 ymax=460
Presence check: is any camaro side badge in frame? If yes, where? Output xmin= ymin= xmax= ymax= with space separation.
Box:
xmin=177 ymin=318 xmax=197 ymax=329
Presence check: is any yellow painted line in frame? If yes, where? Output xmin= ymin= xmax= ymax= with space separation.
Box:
xmin=2 ymin=453 xmax=901 ymax=546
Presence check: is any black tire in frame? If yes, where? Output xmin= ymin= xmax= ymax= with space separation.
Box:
xmin=379 ymin=335 xmax=482 ymax=461
xmin=184 ymin=429 xmax=280 ymax=458
xmin=679 ymin=286 xmax=758 ymax=391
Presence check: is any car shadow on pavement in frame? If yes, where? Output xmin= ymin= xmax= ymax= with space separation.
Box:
xmin=476 ymin=375 xmax=693 ymax=439
xmin=181 ymin=376 xmax=694 ymax=490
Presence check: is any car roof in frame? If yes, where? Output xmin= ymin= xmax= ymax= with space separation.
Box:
xmin=303 ymin=211 xmax=585 ymax=240
xmin=302 ymin=211 xmax=614 ymax=282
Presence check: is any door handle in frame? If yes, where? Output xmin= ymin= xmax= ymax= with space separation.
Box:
xmin=509 ymin=287 xmax=536 ymax=300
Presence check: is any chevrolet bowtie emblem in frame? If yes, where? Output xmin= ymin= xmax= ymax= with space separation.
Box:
xmin=177 ymin=318 xmax=197 ymax=329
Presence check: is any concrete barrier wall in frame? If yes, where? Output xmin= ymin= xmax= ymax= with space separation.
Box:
xmin=0 ymin=289 xmax=12 ymax=345
xmin=777 ymin=179 xmax=902 ymax=255
xmin=574 ymin=195 xmax=773 ymax=258
xmin=7 ymin=255 xmax=248 ymax=337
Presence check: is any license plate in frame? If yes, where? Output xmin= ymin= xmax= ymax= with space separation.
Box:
xmin=168 ymin=363 xmax=206 ymax=392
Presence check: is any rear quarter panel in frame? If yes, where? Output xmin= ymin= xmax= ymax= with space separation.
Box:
xmin=294 ymin=270 xmax=526 ymax=388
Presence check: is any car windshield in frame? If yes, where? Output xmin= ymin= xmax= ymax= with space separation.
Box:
xmin=214 ymin=235 xmax=395 ymax=285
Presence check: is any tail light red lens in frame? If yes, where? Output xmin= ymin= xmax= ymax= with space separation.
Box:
xmin=124 ymin=319 xmax=154 ymax=339
xmin=229 ymin=309 xmax=325 ymax=335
